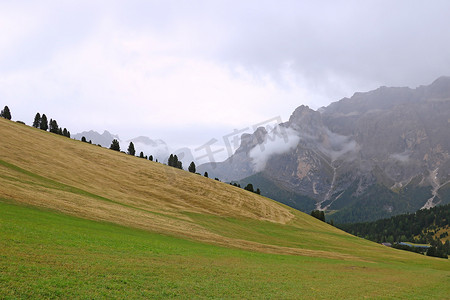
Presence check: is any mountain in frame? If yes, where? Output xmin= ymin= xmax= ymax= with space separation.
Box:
xmin=198 ymin=126 xmax=268 ymax=181
xmin=126 ymin=136 xmax=169 ymax=160
xmin=198 ymin=77 xmax=450 ymax=223
xmin=73 ymin=130 xmax=170 ymax=161
xmin=1 ymin=115 xmax=449 ymax=298
xmin=73 ymin=130 xmax=120 ymax=147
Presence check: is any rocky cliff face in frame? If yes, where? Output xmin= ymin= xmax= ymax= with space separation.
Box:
xmin=199 ymin=77 xmax=450 ymax=223
xmin=197 ymin=127 xmax=268 ymax=181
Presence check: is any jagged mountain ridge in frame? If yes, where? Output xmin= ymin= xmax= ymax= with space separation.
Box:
xmin=73 ymin=130 xmax=121 ymax=148
xmin=73 ymin=130 xmax=170 ymax=161
xmin=198 ymin=77 xmax=450 ymax=223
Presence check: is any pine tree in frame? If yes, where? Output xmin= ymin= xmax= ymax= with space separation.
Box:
xmin=256 ymin=188 xmax=261 ymax=195
xmin=63 ymin=128 xmax=68 ymax=137
xmin=110 ymin=139 xmax=120 ymax=151
xmin=188 ymin=162 xmax=196 ymax=173
xmin=244 ymin=184 xmax=254 ymax=193
xmin=149 ymin=155 xmax=153 ymax=161
xmin=40 ymin=114 xmax=48 ymax=131
xmin=1 ymin=106 xmax=11 ymax=120
xmin=168 ymin=154 xmax=174 ymax=167
xmin=139 ymin=151 xmax=144 ymax=158
xmin=49 ymin=119 xmax=59 ymax=134
xmin=204 ymin=172 xmax=208 ymax=178
xmin=33 ymin=113 xmax=41 ymax=128
xmin=173 ymin=155 xmax=179 ymax=168
xmin=127 ymin=142 xmax=136 ymax=156
xmin=311 ymin=210 xmax=325 ymax=222
xmin=81 ymin=136 xmax=87 ymax=142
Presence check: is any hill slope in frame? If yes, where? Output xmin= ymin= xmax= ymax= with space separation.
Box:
xmin=0 ymin=118 xmax=449 ymax=298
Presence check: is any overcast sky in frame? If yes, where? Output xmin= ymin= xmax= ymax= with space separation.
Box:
xmin=1 ymin=0 xmax=450 ymax=155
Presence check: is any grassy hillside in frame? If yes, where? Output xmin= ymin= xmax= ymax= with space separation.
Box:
xmin=1 ymin=118 xmax=449 ymax=298
xmin=237 ymin=172 xmax=317 ymax=213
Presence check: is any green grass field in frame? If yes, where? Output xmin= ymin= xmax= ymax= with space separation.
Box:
xmin=1 ymin=200 xmax=448 ymax=299
xmin=0 ymin=118 xmax=449 ymax=298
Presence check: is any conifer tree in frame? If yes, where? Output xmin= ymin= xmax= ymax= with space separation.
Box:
xmin=49 ymin=119 xmax=59 ymax=133
xmin=311 ymin=210 xmax=325 ymax=222
xmin=188 ymin=162 xmax=196 ymax=173
xmin=1 ymin=106 xmax=11 ymax=120
xmin=149 ymin=155 xmax=153 ymax=161
xmin=40 ymin=114 xmax=48 ymax=131
xmin=139 ymin=151 xmax=144 ymax=158
xmin=244 ymin=183 xmax=254 ymax=193
xmin=168 ymin=154 xmax=174 ymax=166
xmin=81 ymin=136 xmax=87 ymax=142
xmin=127 ymin=142 xmax=136 ymax=156
xmin=110 ymin=139 xmax=120 ymax=151
xmin=63 ymin=128 xmax=68 ymax=137
xmin=173 ymin=155 xmax=179 ymax=168
xmin=33 ymin=113 xmax=41 ymax=128
xmin=256 ymin=188 xmax=261 ymax=195
xmin=204 ymin=172 xmax=208 ymax=178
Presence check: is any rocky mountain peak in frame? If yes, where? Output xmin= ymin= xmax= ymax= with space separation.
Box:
xmin=236 ymin=127 xmax=267 ymax=154
xmin=287 ymin=105 xmax=324 ymax=137
xmin=289 ymin=105 xmax=316 ymax=122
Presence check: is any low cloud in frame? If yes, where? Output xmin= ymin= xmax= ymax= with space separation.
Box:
xmin=249 ymin=126 xmax=300 ymax=172
xmin=390 ymin=151 xmax=411 ymax=163
xmin=319 ymin=130 xmax=360 ymax=162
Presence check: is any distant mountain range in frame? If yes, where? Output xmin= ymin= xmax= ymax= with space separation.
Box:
xmin=73 ymin=130 xmax=121 ymax=148
xmin=73 ymin=130 xmax=170 ymax=162
xmin=198 ymin=76 xmax=450 ymax=223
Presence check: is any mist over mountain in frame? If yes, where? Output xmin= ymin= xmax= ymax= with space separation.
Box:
xmin=126 ymin=136 xmax=170 ymax=160
xmin=73 ymin=130 xmax=170 ymax=162
xmin=198 ymin=77 xmax=450 ymax=223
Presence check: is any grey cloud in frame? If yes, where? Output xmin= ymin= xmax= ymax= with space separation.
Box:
xmin=390 ymin=152 xmax=411 ymax=164
xmin=319 ymin=130 xmax=360 ymax=162
xmin=249 ymin=127 xmax=300 ymax=172
xmin=212 ymin=1 xmax=450 ymax=98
